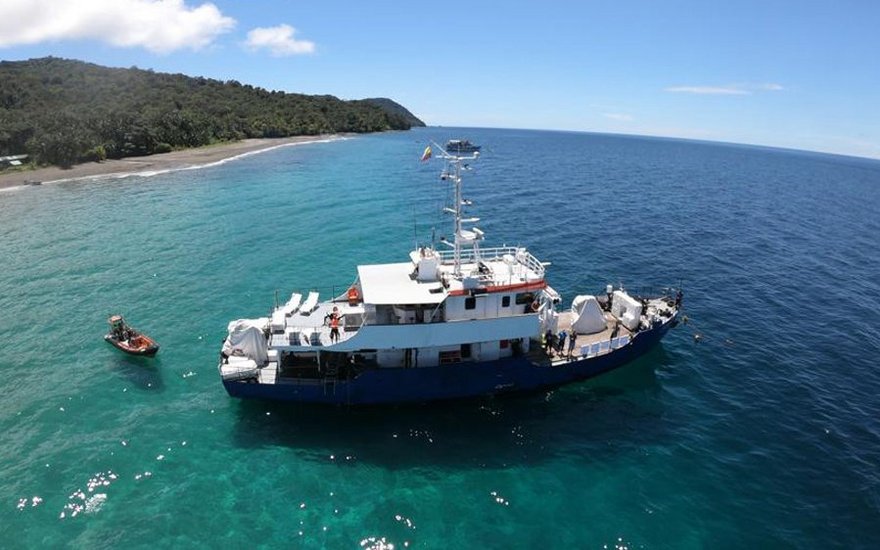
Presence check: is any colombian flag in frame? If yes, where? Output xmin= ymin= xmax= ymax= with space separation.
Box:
xmin=420 ymin=145 xmax=432 ymax=162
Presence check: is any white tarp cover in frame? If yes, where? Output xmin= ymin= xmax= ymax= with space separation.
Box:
xmin=222 ymin=318 xmax=269 ymax=364
xmin=570 ymin=295 xmax=607 ymax=334
xmin=611 ymin=290 xmax=642 ymax=331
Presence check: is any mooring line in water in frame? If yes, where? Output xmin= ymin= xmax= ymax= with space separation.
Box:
xmin=681 ymin=315 xmax=734 ymax=347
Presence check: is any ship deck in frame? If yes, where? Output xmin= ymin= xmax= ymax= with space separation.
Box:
xmin=269 ymin=300 xmax=357 ymax=348
xmin=529 ymin=310 xmax=635 ymax=366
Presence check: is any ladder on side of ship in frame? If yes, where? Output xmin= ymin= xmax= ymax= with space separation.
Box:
xmin=322 ymin=363 xmax=338 ymax=396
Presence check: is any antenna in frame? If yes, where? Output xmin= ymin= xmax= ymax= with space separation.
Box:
xmin=428 ymin=141 xmax=481 ymax=277
xmin=412 ymin=203 xmax=418 ymax=249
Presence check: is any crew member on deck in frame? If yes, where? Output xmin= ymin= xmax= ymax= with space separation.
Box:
xmin=544 ymin=329 xmax=556 ymax=356
xmin=327 ymin=306 xmax=341 ymax=343
xmin=568 ymin=330 xmax=578 ymax=359
xmin=556 ymin=330 xmax=567 ymax=354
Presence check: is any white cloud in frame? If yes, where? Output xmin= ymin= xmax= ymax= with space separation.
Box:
xmin=665 ymin=86 xmax=751 ymax=95
xmin=0 ymin=0 xmax=234 ymax=53
xmin=244 ymin=24 xmax=315 ymax=56
xmin=603 ymin=112 xmax=633 ymax=121
xmin=665 ymin=83 xmax=785 ymax=95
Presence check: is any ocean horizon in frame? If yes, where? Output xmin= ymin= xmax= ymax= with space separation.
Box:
xmin=1 ymin=127 xmax=879 ymax=548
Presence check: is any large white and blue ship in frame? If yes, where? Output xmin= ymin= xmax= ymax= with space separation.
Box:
xmin=218 ymin=146 xmax=682 ymax=405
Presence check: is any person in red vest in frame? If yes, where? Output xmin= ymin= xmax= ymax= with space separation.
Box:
xmin=327 ymin=306 xmax=341 ymax=343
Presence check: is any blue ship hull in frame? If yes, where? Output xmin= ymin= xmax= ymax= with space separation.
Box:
xmin=222 ymin=315 xmax=677 ymax=405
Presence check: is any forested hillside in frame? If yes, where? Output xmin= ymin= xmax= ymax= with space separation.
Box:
xmin=0 ymin=57 xmax=424 ymax=167
xmin=362 ymin=98 xmax=425 ymax=128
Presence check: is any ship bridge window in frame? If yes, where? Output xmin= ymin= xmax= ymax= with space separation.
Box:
xmin=515 ymin=292 xmax=534 ymax=305
xmin=465 ymin=297 xmax=476 ymax=310
xmin=502 ymin=296 xmax=511 ymax=308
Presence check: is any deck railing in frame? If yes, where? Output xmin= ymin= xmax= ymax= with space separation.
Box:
xmin=270 ymin=324 xmax=357 ymax=348
xmin=435 ymin=246 xmax=546 ymax=279
xmin=611 ymin=285 xmax=680 ymax=301
xmin=272 ymin=283 xmax=355 ymax=310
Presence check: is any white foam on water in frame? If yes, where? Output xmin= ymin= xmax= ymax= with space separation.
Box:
xmin=0 ymin=185 xmax=28 ymax=193
xmin=84 ymin=493 xmax=107 ymax=515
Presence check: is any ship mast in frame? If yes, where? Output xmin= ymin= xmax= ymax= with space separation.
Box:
xmin=436 ymin=144 xmax=481 ymax=278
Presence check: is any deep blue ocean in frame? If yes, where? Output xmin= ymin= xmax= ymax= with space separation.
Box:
xmin=1 ymin=128 xmax=879 ymax=548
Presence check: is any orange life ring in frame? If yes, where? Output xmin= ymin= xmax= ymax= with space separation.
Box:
xmin=347 ymin=287 xmax=360 ymax=305
xmin=531 ymin=300 xmax=540 ymax=312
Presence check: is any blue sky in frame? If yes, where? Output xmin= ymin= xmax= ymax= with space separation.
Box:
xmin=1 ymin=0 xmax=878 ymax=159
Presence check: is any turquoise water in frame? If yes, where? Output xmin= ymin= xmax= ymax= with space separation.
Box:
xmin=1 ymin=128 xmax=879 ymax=548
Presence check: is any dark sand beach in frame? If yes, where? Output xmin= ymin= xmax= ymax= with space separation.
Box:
xmin=0 ymin=135 xmax=340 ymax=190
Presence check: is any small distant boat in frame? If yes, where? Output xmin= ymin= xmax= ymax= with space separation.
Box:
xmin=445 ymin=139 xmax=481 ymax=153
xmin=104 ymin=315 xmax=159 ymax=357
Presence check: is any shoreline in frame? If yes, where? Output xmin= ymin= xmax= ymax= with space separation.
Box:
xmin=0 ymin=135 xmax=343 ymax=191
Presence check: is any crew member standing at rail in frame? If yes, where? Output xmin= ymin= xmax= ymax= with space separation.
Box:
xmin=328 ymin=306 xmax=341 ymax=343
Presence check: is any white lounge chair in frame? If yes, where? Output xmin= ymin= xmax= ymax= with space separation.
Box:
xmin=270 ymin=309 xmax=286 ymax=333
xmin=300 ymin=292 xmax=319 ymax=315
xmin=282 ymin=293 xmax=302 ymax=316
